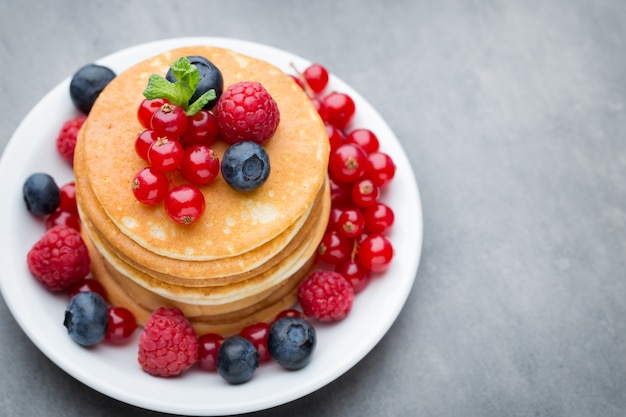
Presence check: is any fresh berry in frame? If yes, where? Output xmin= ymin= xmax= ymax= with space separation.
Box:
xmin=329 ymin=177 xmax=351 ymax=206
xmin=147 ymin=137 xmax=184 ymax=172
xmin=267 ymin=317 xmax=316 ymax=370
xmin=27 ymin=225 xmax=90 ymax=291
xmin=351 ymin=178 xmax=380 ymax=207
xmin=68 ymin=278 xmax=107 ymax=301
xmin=303 ymin=64 xmax=330 ymax=95
xmin=289 ymin=74 xmax=304 ymax=89
xmin=366 ymin=151 xmax=396 ymax=187
xmin=69 ymin=64 xmax=116 ymax=114
xmin=358 ymin=234 xmax=394 ymax=273
xmin=274 ymin=309 xmax=305 ymax=321
xmin=310 ymin=97 xmax=327 ymax=122
xmin=317 ymin=230 xmax=352 ymax=265
xmin=239 ymin=322 xmax=271 ymax=363
xmin=58 ymin=182 xmax=78 ymax=216
xmin=215 ymin=81 xmax=280 ymax=145
xmin=23 ymin=173 xmax=61 ymax=216
xmin=328 ymin=143 xmax=367 ymax=183
xmin=180 ymin=110 xmax=219 ymax=147
xmin=137 ymin=98 xmax=168 ymax=129
xmin=135 ymin=130 xmax=159 ymax=161
xmin=63 ymin=291 xmax=109 ymax=346
xmin=326 ymin=123 xmax=345 ymax=153
xmin=150 ymin=103 xmax=188 ymax=139
xmin=337 ymin=208 xmax=365 ymax=238
xmin=131 ymin=167 xmax=170 ymax=205
xmin=198 ymin=333 xmax=225 ymax=371
xmin=346 ymin=129 xmax=379 ymax=154
xmin=335 ymin=259 xmax=371 ymax=293
xmin=164 ymin=185 xmax=205 ymax=225
xmin=138 ymin=307 xmax=198 ymax=377
xmin=56 ymin=115 xmax=87 ymax=165
xmin=179 ymin=145 xmax=220 ymax=185
xmin=166 ymin=55 xmax=223 ymax=110
xmin=363 ymin=202 xmax=395 ymax=234
xmin=216 ymin=336 xmax=259 ymax=384
xmin=323 ymin=92 xmax=355 ymax=130
xmin=297 ymin=270 xmax=354 ymax=322
xmin=221 ymin=141 xmax=271 ymax=192
xmin=46 ymin=209 xmax=81 ymax=231
xmin=105 ymin=306 xmax=137 ymax=344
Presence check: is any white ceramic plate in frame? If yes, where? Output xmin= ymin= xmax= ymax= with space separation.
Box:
xmin=0 ymin=37 xmax=423 ymax=416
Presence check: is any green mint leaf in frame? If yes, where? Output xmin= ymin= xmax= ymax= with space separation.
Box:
xmin=142 ymin=57 xmax=202 ymax=110
xmin=186 ymin=89 xmax=216 ymax=116
xmin=143 ymin=74 xmax=186 ymax=106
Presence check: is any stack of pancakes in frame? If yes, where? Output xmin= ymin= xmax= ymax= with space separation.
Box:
xmin=73 ymin=46 xmax=330 ymax=335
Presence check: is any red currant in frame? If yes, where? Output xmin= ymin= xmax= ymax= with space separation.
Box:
xmin=317 ymin=230 xmax=353 ymax=264
xmin=164 ymin=185 xmax=205 ymax=225
xmin=358 ymin=234 xmax=394 ymax=273
xmin=135 ymin=129 xmax=158 ymax=161
xmin=68 ymin=278 xmax=108 ymax=301
xmin=137 ymin=98 xmax=168 ymax=129
xmin=366 ymin=151 xmax=396 ymax=187
xmin=150 ymin=103 xmax=188 ymax=139
xmin=59 ymin=182 xmax=78 ymax=216
xmin=363 ymin=202 xmax=395 ymax=234
xmin=351 ymin=178 xmax=380 ymax=207
xmin=239 ymin=322 xmax=271 ymax=362
xmin=131 ymin=167 xmax=169 ymax=205
xmin=323 ymin=92 xmax=355 ymax=130
xmin=346 ymin=129 xmax=379 ymax=154
xmin=147 ymin=137 xmax=184 ymax=172
xmin=274 ymin=309 xmax=305 ymax=321
xmin=180 ymin=110 xmax=219 ymax=147
xmin=105 ymin=306 xmax=137 ymax=344
xmin=310 ymin=97 xmax=327 ymax=122
xmin=328 ymin=143 xmax=367 ymax=183
xmin=326 ymin=123 xmax=345 ymax=153
xmin=329 ymin=177 xmax=352 ymax=207
xmin=289 ymin=74 xmax=305 ymax=90
xmin=337 ymin=208 xmax=365 ymax=238
xmin=46 ymin=210 xmax=81 ymax=231
xmin=179 ymin=145 xmax=220 ymax=186
xmin=303 ymin=64 xmax=330 ymax=95
xmin=198 ymin=333 xmax=224 ymax=371
xmin=335 ymin=259 xmax=371 ymax=293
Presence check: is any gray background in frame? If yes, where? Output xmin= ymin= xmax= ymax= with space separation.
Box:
xmin=1 ymin=0 xmax=625 ymax=416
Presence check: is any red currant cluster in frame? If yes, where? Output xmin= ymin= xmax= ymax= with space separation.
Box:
xmin=133 ymin=99 xmax=220 ymax=224
xmin=292 ymin=63 xmax=396 ymax=295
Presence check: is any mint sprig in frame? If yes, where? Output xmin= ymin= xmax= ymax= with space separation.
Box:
xmin=142 ymin=57 xmax=216 ymax=116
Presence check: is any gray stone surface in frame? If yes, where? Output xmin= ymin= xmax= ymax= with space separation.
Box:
xmin=2 ymin=0 xmax=626 ymax=416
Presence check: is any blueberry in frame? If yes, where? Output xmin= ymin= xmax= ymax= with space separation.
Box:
xmin=69 ymin=63 xmax=116 ymax=114
xmin=216 ymin=336 xmax=259 ymax=384
xmin=23 ymin=173 xmax=60 ymax=216
xmin=221 ymin=141 xmax=271 ymax=192
xmin=166 ymin=55 xmax=223 ymax=110
xmin=63 ymin=292 xmax=109 ymax=346
xmin=268 ymin=317 xmax=316 ymax=370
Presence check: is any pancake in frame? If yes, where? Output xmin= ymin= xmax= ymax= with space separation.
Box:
xmin=80 ymin=46 xmax=329 ymax=261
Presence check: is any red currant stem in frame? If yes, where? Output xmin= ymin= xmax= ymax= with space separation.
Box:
xmin=350 ymin=238 xmax=359 ymax=261
xmin=289 ymin=62 xmax=315 ymax=98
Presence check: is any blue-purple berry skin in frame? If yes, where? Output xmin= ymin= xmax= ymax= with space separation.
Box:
xmin=23 ymin=173 xmax=60 ymax=216
xmin=216 ymin=336 xmax=259 ymax=384
xmin=268 ymin=317 xmax=316 ymax=370
xmin=69 ymin=63 xmax=116 ymax=114
xmin=63 ymin=291 xmax=108 ymax=346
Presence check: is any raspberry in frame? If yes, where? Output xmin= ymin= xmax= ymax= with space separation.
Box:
xmin=215 ymin=81 xmax=280 ymax=145
xmin=297 ymin=270 xmax=355 ymax=322
xmin=27 ymin=225 xmax=91 ymax=292
xmin=138 ymin=307 xmax=198 ymax=377
xmin=56 ymin=115 xmax=87 ymax=166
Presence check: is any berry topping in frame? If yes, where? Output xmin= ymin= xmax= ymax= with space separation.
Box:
xmin=198 ymin=333 xmax=225 ymax=372
xmin=23 ymin=173 xmax=61 ymax=216
xmin=56 ymin=115 xmax=87 ymax=166
xmin=165 ymin=55 xmax=223 ymax=110
xmin=215 ymin=81 xmax=280 ymax=145
xmin=150 ymin=103 xmax=188 ymax=139
xmin=180 ymin=109 xmax=219 ymax=147
xmin=164 ymin=184 xmax=205 ymax=225
xmin=267 ymin=317 xmax=316 ymax=370
xmin=316 ymin=230 xmax=352 ymax=265
xmin=137 ymin=98 xmax=169 ymax=129
xmin=147 ymin=137 xmax=184 ymax=172
xmin=46 ymin=209 xmax=81 ymax=232
xmin=63 ymin=291 xmax=109 ymax=346
xmin=58 ymin=182 xmax=78 ymax=216
xmin=179 ymin=145 xmax=220 ymax=186
xmin=328 ymin=143 xmax=368 ymax=183
xmin=68 ymin=278 xmax=108 ymax=301
xmin=363 ymin=202 xmax=395 ymax=234
xmin=132 ymin=166 xmax=170 ymax=205
xmin=302 ymin=64 xmax=330 ymax=95
xmin=335 ymin=259 xmax=371 ymax=293
xmin=138 ymin=307 xmax=198 ymax=377
xmin=239 ymin=322 xmax=271 ymax=363
xmin=105 ymin=306 xmax=137 ymax=344
xmin=297 ymin=270 xmax=355 ymax=322
xmin=216 ymin=336 xmax=259 ymax=384
xmin=69 ymin=64 xmax=116 ymax=114
xmin=346 ymin=129 xmax=379 ymax=154
xmin=134 ymin=129 xmax=159 ymax=161
xmin=323 ymin=92 xmax=356 ymax=130
xmin=366 ymin=151 xmax=396 ymax=187
xmin=358 ymin=234 xmax=394 ymax=273
xmin=27 ymin=225 xmax=90 ymax=291
xmin=221 ymin=141 xmax=271 ymax=192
